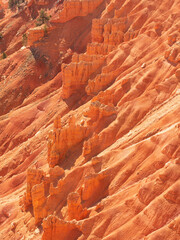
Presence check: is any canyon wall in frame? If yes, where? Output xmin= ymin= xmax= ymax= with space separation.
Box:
xmin=0 ymin=0 xmax=180 ymax=239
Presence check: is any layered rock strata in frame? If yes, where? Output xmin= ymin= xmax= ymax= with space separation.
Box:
xmin=57 ymin=0 xmax=104 ymax=23
xmin=1 ymin=0 xmax=180 ymax=240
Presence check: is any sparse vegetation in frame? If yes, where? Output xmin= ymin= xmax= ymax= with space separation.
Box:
xmin=0 ymin=7 xmax=5 ymax=18
xmin=2 ymin=52 xmax=7 ymax=59
xmin=0 ymin=32 xmax=3 ymax=40
xmin=8 ymin=0 xmax=15 ymax=9
xmin=22 ymin=33 xmax=27 ymax=46
xmin=43 ymin=24 xmax=48 ymax=36
xmin=36 ymin=9 xmax=50 ymax=27
xmin=8 ymin=0 xmax=25 ymax=10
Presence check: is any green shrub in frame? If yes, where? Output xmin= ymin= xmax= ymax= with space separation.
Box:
xmin=2 ymin=52 xmax=7 ymax=59
xmin=8 ymin=0 xmax=24 ymax=10
xmin=22 ymin=33 xmax=27 ymax=46
xmin=43 ymin=24 xmax=48 ymax=36
xmin=36 ymin=9 xmax=50 ymax=26
xmin=8 ymin=0 xmax=14 ymax=9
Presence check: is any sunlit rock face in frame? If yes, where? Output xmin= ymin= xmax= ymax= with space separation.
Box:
xmin=57 ymin=0 xmax=104 ymax=23
xmin=1 ymin=0 xmax=180 ymax=239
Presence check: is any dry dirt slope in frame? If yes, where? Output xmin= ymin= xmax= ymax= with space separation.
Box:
xmin=0 ymin=0 xmax=180 ymax=239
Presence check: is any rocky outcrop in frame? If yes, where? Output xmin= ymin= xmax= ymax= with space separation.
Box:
xmin=82 ymin=99 xmax=116 ymax=159
xmin=79 ymin=171 xmax=110 ymax=207
xmin=86 ymin=72 xmax=115 ymax=96
xmin=175 ymin=69 xmax=180 ymax=80
xmin=2 ymin=0 xmax=180 ymax=240
xmin=27 ymin=0 xmax=49 ymax=7
xmin=91 ymin=18 xmax=107 ymax=43
xmin=124 ymin=29 xmax=139 ymax=41
xmin=61 ymin=13 xmax=133 ymax=99
xmin=57 ymin=0 xmax=104 ymax=23
xmin=83 ymin=100 xmax=116 ymax=128
xmin=62 ymin=54 xmax=105 ymax=99
xmin=87 ymin=42 xmax=115 ymax=55
xmin=27 ymin=25 xmax=53 ymax=46
xmin=67 ymin=192 xmax=89 ymax=220
xmin=138 ymin=161 xmax=180 ymax=205
xmin=48 ymin=98 xmax=116 ymax=167
xmin=49 ymin=166 xmax=65 ymax=183
xmin=168 ymin=34 xmax=177 ymax=46
xmin=47 ymin=115 xmax=89 ymax=167
xmin=42 ymin=215 xmax=82 ymax=240
xmin=168 ymin=216 xmax=180 ymax=235
xmin=27 ymin=27 xmax=45 ymax=46
xmin=82 ymin=132 xmax=99 ymax=158
xmin=91 ymin=17 xmax=129 ymax=44
xmin=165 ymin=44 xmax=180 ymax=64
xmin=154 ymin=22 xmax=163 ymax=35
xmin=22 ymin=166 xmax=65 ymax=224
xmin=31 ymin=182 xmax=48 ymax=225
xmin=61 ymin=7 xmax=136 ymax=99
xmin=23 ymin=168 xmax=45 ymax=210
xmin=22 ymin=168 xmax=50 ymax=224
xmin=85 ymin=16 xmax=132 ymax=96
xmin=35 ymin=0 xmax=49 ymax=6
xmin=0 ymin=4 xmax=4 ymax=18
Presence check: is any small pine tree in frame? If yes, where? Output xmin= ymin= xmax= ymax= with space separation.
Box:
xmin=8 ymin=0 xmax=14 ymax=9
xmin=8 ymin=0 xmax=22 ymax=10
xmin=22 ymin=33 xmax=27 ymax=46
xmin=2 ymin=52 xmax=7 ymax=59
xmin=43 ymin=24 xmax=48 ymax=36
xmin=36 ymin=9 xmax=50 ymax=26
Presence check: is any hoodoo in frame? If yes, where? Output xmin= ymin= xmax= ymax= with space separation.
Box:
xmin=0 ymin=0 xmax=180 ymax=239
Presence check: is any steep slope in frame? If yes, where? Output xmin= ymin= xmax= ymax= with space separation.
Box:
xmin=0 ymin=0 xmax=180 ymax=239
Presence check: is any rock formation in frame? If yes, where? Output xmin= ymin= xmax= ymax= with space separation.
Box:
xmin=165 ymin=44 xmax=180 ymax=64
xmin=42 ymin=216 xmax=82 ymax=240
xmin=62 ymin=54 xmax=105 ymax=99
xmin=27 ymin=27 xmax=45 ymax=46
xmin=47 ymin=115 xmax=89 ymax=167
xmin=57 ymin=0 xmax=104 ymax=23
xmin=1 ymin=0 xmax=180 ymax=240
xmin=35 ymin=0 xmax=49 ymax=6
xmin=23 ymin=168 xmax=45 ymax=210
xmin=67 ymin=192 xmax=89 ymax=220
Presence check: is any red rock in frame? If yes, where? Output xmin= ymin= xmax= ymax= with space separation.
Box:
xmin=82 ymin=133 xmax=99 ymax=157
xmin=164 ymin=45 xmax=180 ymax=64
xmin=80 ymin=172 xmax=110 ymax=206
xmin=42 ymin=215 xmax=82 ymax=240
xmin=67 ymin=192 xmax=89 ymax=220
xmin=49 ymin=166 xmax=65 ymax=183
xmin=154 ymin=23 xmax=163 ymax=35
xmin=27 ymin=27 xmax=45 ymax=46
xmin=27 ymin=25 xmax=53 ymax=46
xmin=169 ymin=217 xmax=180 ymax=235
xmin=23 ymin=168 xmax=45 ymax=210
xmin=31 ymin=182 xmax=47 ymax=225
xmin=1 ymin=0 xmax=180 ymax=240
xmin=57 ymin=0 xmax=104 ymax=23
xmin=168 ymin=34 xmax=177 ymax=46
xmin=86 ymin=73 xmax=115 ymax=95
xmin=62 ymin=54 xmax=105 ymax=99
xmin=87 ymin=43 xmax=115 ymax=55
xmin=124 ymin=29 xmax=139 ymax=41
xmin=175 ymin=69 xmax=180 ymax=80
xmin=48 ymin=115 xmax=89 ymax=167
xmin=35 ymin=0 xmax=49 ymax=6
xmin=83 ymin=100 xmax=116 ymax=130
xmin=91 ymin=19 xmax=107 ymax=43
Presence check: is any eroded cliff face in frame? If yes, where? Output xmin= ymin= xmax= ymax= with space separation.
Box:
xmin=0 ymin=0 xmax=180 ymax=239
